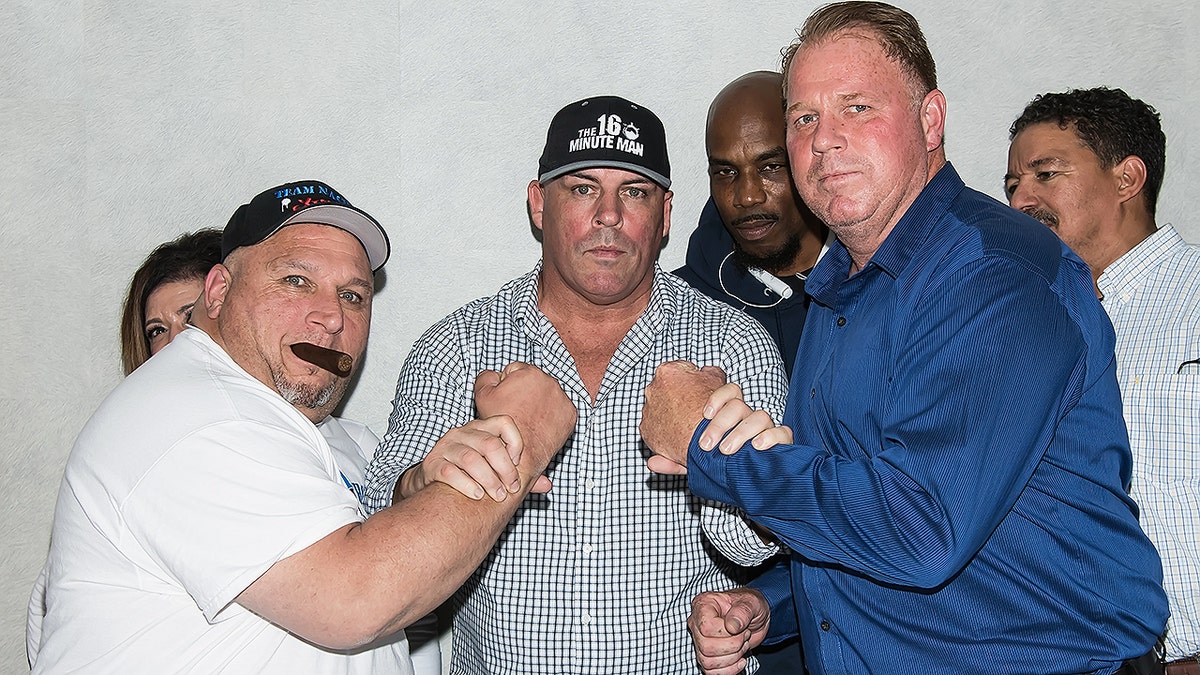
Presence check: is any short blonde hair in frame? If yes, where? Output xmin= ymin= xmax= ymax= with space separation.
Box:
xmin=781 ymin=1 xmax=937 ymax=102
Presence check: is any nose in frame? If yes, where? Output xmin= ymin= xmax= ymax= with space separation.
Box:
xmin=733 ymin=172 xmax=767 ymax=208
xmin=594 ymin=189 xmax=623 ymax=228
xmin=1007 ymin=180 xmax=1037 ymax=212
xmin=307 ymin=291 xmax=345 ymax=335
xmin=166 ymin=322 xmax=188 ymax=344
xmin=809 ymin=118 xmax=844 ymax=155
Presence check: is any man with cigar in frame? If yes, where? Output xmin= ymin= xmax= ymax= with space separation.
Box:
xmin=1007 ymin=86 xmax=1200 ymax=673
xmin=365 ymin=97 xmax=787 ymax=673
xmin=639 ymin=2 xmax=1167 ymax=674
xmin=675 ymin=70 xmax=828 ymax=378
xmin=31 ymin=180 xmax=575 ymax=673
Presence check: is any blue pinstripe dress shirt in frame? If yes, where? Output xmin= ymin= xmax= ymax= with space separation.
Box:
xmin=689 ymin=164 xmax=1168 ymax=675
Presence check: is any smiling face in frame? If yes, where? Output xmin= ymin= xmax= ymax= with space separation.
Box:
xmin=144 ymin=277 xmax=204 ymax=356
xmin=784 ymin=31 xmax=944 ymax=262
xmin=529 ymin=167 xmax=671 ymax=309
xmin=707 ymin=74 xmax=817 ymax=275
xmin=197 ymin=223 xmax=374 ymax=422
xmin=1005 ymin=121 xmax=1124 ymax=271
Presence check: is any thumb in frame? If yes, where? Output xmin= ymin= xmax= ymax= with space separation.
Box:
xmin=474 ymin=369 xmax=502 ymax=395
xmin=724 ymin=611 xmax=747 ymax=634
xmin=531 ymin=475 xmax=553 ymax=493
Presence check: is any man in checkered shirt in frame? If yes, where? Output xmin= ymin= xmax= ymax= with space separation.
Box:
xmin=364 ymin=96 xmax=788 ymax=674
xmin=1007 ymin=87 xmax=1200 ymax=673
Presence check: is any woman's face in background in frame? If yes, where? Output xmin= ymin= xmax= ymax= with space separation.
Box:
xmin=144 ymin=277 xmax=204 ymax=356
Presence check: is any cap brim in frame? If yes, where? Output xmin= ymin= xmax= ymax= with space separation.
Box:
xmin=539 ymin=160 xmax=671 ymax=189
xmin=279 ymin=204 xmax=390 ymax=271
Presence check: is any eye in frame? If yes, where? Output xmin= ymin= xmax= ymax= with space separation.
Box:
xmin=624 ymin=186 xmax=647 ymax=199
xmin=762 ymin=162 xmax=787 ymax=174
xmin=1003 ymin=180 xmax=1018 ymax=197
xmin=145 ymin=325 xmax=167 ymax=342
xmin=848 ymin=104 xmax=870 ymax=114
xmin=183 ymin=304 xmax=195 ymax=324
xmin=571 ymin=184 xmax=595 ymax=196
xmin=339 ymin=290 xmax=364 ymax=305
xmin=1035 ymin=171 xmax=1058 ymax=182
xmin=709 ymin=167 xmax=736 ymax=179
xmin=793 ymin=113 xmax=818 ymax=128
xmin=283 ymin=274 xmax=308 ymax=287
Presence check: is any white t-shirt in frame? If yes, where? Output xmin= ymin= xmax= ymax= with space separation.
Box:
xmin=31 ymin=328 xmax=412 ymax=674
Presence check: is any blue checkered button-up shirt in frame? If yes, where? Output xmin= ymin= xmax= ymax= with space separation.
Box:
xmin=364 ymin=264 xmax=787 ymax=674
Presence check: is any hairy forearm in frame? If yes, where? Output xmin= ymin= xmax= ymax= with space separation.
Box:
xmin=238 ymin=459 xmax=545 ymax=650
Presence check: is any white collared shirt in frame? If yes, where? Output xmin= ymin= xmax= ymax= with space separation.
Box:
xmin=1100 ymin=224 xmax=1200 ymax=660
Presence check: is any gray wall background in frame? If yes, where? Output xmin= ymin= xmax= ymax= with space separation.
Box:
xmin=2 ymin=1 xmax=1196 ymax=671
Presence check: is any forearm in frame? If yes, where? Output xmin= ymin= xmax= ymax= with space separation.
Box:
xmin=689 ymin=263 xmax=1087 ymax=588
xmin=342 ymin=471 xmax=544 ymax=640
xmin=238 ymin=459 xmax=543 ymax=650
xmin=364 ymin=326 xmax=475 ymax=514
xmin=689 ymin=433 xmax=956 ymax=588
xmin=366 ymin=413 xmax=447 ymax=513
xmin=243 ymin=366 xmax=575 ymax=649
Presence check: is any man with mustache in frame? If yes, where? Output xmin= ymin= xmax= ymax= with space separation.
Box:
xmin=1008 ymin=86 xmax=1200 ymax=673
xmin=675 ymin=71 xmax=828 ymax=379
xmin=638 ymin=2 xmax=1167 ymax=674
xmin=365 ymin=96 xmax=789 ymax=673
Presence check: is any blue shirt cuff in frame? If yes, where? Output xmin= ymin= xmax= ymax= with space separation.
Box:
xmin=686 ymin=419 xmax=739 ymax=504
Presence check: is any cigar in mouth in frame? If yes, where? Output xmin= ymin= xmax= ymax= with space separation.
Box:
xmin=290 ymin=342 xmax=353 ymax=378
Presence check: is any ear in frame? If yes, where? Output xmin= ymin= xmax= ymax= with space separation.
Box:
xmin=202 ymin=264 xmax=232 ymax=320
xmin=1114 ymin=155 xmax=1148 ymax=206
xmin=527 ymin=179 xmax=546 ymax=232
xmin=661 ymin=190 xmax=673 ymax=238
xmin=920 ymin=89 xmax=947 ymax=152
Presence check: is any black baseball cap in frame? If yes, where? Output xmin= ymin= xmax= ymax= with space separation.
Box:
xmin=538 ymin=96 xmax=671 ymax=189
xmin=222 ymin=180 xmax=390 ymax=271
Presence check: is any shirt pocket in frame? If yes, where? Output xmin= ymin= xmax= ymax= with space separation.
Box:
xmin=1122 ymin=369 xmax=1200 ymax=485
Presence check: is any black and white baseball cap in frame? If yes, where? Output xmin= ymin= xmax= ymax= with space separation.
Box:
xmin=538 ymin=96 xmax=671 ymax=189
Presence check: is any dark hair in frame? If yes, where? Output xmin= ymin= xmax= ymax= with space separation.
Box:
xmin=781 ymin=1 xmax=937 ymax=101
xmin=119 ymin=229 xmax=222 ymax=375
xmin=1009 ymin=87 xmax=1166 ymax=217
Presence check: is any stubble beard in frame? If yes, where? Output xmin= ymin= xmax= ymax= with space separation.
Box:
xmin=732 ymin=229 xmax=803 ymax=276
xmin=273 ymin=367 xmax=342 ymax=413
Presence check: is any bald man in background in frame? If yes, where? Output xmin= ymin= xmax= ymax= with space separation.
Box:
xmin=675 ymin=71 xmax=827 ymax=378
xmin=674 ymin=70 xmax=828 ymax=673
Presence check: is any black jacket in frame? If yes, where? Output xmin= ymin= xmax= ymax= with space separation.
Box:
xmin=673 ymin=198 xmax=811 ymax=379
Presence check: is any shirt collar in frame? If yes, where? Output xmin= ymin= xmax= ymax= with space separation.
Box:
xmin=514 ymin=261 xmax=672 ymax=337
xmin=807 ymin=163 xmax=965 ymax=305
xmin=1097 ymin=224 xmax=1183 ymax=304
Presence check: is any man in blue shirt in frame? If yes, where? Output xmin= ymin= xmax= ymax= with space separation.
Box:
xmin=640 ymin=2 xmax=1167 ymax=674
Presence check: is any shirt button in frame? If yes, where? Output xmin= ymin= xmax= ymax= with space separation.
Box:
xmin=810 ymin=388 xmax=816 ymax=399
xmin=582 ymin=543 xmax=594 ymax=554
xmin=820 ymin=620 xmax=831 ymax=632
xmin=581 ymin=612 xmax=593 ymax=625
xmin=836 ymin=317 xmax=846 ymax=327
xmin=585 ymin=478 xmax=596 ymax=490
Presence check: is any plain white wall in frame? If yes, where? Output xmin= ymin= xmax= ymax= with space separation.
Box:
xmin=2 ymin=1 xmax=1196 ymax=671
